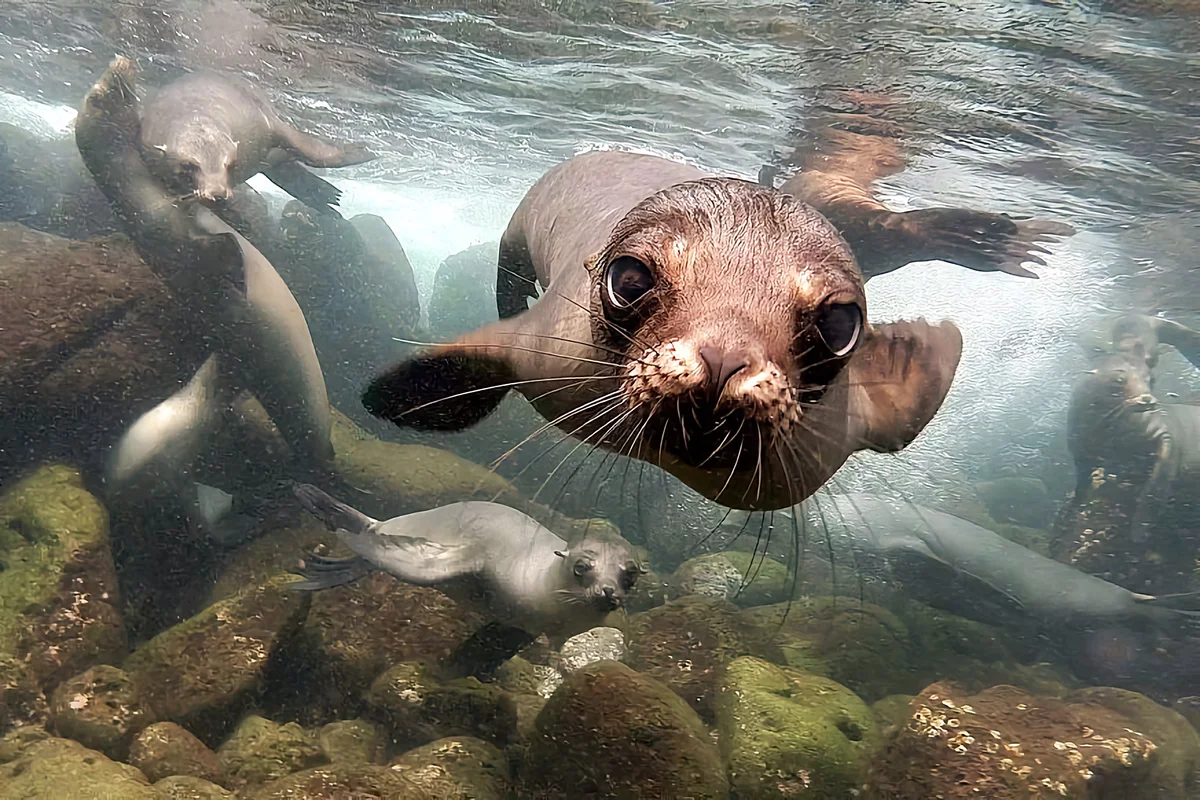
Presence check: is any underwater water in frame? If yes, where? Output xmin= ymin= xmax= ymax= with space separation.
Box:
xmin=2 ymin=0 xmax=1200 ymax=797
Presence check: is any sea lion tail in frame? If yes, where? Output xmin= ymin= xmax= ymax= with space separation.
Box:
xmin=294 ymin=483 xmax=376 ymax=535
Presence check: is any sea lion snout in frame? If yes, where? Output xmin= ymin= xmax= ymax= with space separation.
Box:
xmin=699 ymin=346 xmax=751 ymax=396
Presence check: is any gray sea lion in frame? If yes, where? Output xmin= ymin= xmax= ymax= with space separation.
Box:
xmin=139 ymin=69 xmax=374 ymax=214
xmin=291 ymin=483 xmax=644 ymax=676
xmin=802 ymin=493 xmax=1200 ymax=632
xmin=76 ymin=58 xmax=334 ymax=502
xmin=365 ymin=150 xmax=964 ymax=511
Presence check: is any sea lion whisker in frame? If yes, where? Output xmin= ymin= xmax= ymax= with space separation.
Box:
xmin=487 ymin=330 xmax=654 ymax=368
xmin=528 ymin=402 xmax=641 ymax=507
xmin=487 ymin=390 xmax=626 ymax=480
xmin=675 ymin=397 xmax=691 ymax=450
xmin=401 ymin=375 xmax=626 ymax=425
xmin=390 ymin=337 xmax=626 ymax=371
xmin=556 ymin=292 xmax=662 ymax=356
xmin=696 ymin=417 xmax=745 ymax=469
xmin=739 ymin=425 xmax=766 ymax=506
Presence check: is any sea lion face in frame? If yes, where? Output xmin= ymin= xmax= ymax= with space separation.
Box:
xmin=589 ymin=178 xmax=865 ymax=502
xmin=151 ymin=124 xmax=237 ymax=204
xmin=559 ymin=536 xmax=645 ymax=612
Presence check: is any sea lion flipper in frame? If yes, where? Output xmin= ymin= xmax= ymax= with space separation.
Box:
xmin=271 ymin=118 xmax=376 ymax=168
xmin=1152 ymin=318 xmax=1200 ymax=370
xmin=890 ymin=208 xmax=1075 ymax=279
xmin=846 ymin=319 xmax=963 ymax=452
xmin=443 ymin=622 xmax=538 ymax=679
xmin=263 ymin=159 xmax=344 ymax=214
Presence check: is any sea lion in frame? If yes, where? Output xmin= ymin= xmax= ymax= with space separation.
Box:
xmin=801 ymin=493 xmax=1200 ymax=633
xmin=139 ymin=69 xmax=374 ymax=214
xmin=364 ymin=150 xmax=964 ymax=511
xmin=291 ymin=483 xmax=644 ymax=676
xmin=76 ymin=58 xmax=334 ymax=501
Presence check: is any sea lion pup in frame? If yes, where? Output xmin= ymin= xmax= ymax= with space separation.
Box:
xmin=139 ymin=69 xmax=374 ymax=214
xmin=291 ymin=484 xmax=644 ymax=677
xmin=77 ymin=58 xmax=334 ymax=509
xmin=365 ymin=151 xmax=964 ymax=511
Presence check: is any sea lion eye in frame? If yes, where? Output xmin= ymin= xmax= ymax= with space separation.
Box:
xmin=621 ymin=566 xmax=640 ymax=590
xmin=815 ymin=303 xmax=862 ymax=357
xmin=605 ymin=256 xmax=655 ymax=308
xmin=573 ymin=561 xmax=592 ymax=578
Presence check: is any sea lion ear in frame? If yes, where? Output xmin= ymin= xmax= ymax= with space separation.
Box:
xmin=845 ymin=319 xmax=963 ymax=452
xmin=363 ymin=321 xmax=520 ymax=432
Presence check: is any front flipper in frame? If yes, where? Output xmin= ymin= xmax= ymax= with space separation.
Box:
xmin=846 ymin=319 xmax=963 ymax=452
xmin=264 ymin=159 xmax=344 ymax=215
xmin=272 ymin=119 xmax=376 ymax=168
xmin=441 ymin=622 xmax=538 ymax=679
xmin=1153 ymin=318 xmax=1200 ymax=371
xmin=363 ymin=320 xmax=523 ymax=431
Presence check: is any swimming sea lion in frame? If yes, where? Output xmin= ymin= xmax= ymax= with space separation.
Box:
xmin=365 ymin=150 xmax=964 ymax=511
xmin=139 ymin=69 xmax=374 ymax=214
xmin=76 ymin=58 xmax=334 ymax=500
xmin=291 ymin=483 xmax=644 ymax=676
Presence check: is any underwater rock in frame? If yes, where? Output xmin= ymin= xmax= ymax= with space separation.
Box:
xmin=49 ymin=665 xmax=153 ymax=760
xmin=872 ymin=694 xmax=917 ymax=736
xmin=524 ymin=660 xmax=729 ymax=799
xmin=317 ymin=718 xmax=385 ymax=765
xmin=557 ymin=626 xmax=626 ymax=674
xmin=625 ymin=595 xmax=781 ymax=719
xmin=973 ymin=476 xmax=1055 ymax=530
xmin=366 ymin=662 xmax=519 ymax=749
xmin=389 ymin=736 xmax=510 ymax=799
xmin=671 ymin=551 xmax=789 ymax=607
xmin=0 ymin=735 xmax=156 ymax=799
xmin=0 ymin=655 xmax=47 ymax=733
xmin=298 ymin=572 xmax=481 ymax=718
xmin=207 ymin=516 xmax=339 ymax=604
xmin=625 ymin=562 xmax=670 ymax=612
xmin=715 ymin=657 xmax=880 ymax=799
xmin=216 ymin=714 xmax=325 ymax=791
xmin=129 ymin=722 xmax=223 ymax=785
xmin=428 ymin=242 xmax=499 ymax=340
xmin=0 ymin=464 xmax=126 ymax=691
xmin=866 ymin=681 xmax=1189 ymax=799
xmin=122 ymin=576 xmax=310 ymax=743
xmin=247 ymin=762 xmax=434 ymax=799
xmin=151 ymin=775 xmax=235 ymax=800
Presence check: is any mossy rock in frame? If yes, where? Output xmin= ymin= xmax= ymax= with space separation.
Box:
xmin=524 ymin=660 xmax=728 ymax=799
xmin=207 ymin=516 xmax=340 ymax=604
xmin=247 ymin=762 xmax=435 ymax=799
xmin=672 ymin=551 xmax=789 ymax=607
xmin=389 ymin=736 xmax=510 ymax=799
xmin=216 ymin=715 xmax=325 ymax=791
xmin=152 ymin=776 xmax=234 ymax=799
xmin=0 ymin=465 xmax=126 ymax=690
xmin=366 ymin=661 xmax=519 ymax=749
xmin=130 ymin=722 xmax=223 ymax=785
xmin=625 ymin=594 xmax=781 ymax=719
xmin=0 ymin=654 xmax=47 ymax=733
xmin=715 ymin=657 xmax=879 ymax=799
xmin=317 ymin=718 xmax=385 ymax=765
xmin=973 ymin=476 xmax=1054 ymax=530
xmin=49 ymin=664 xmax=154 ymax=760
xmin=0 ymin=735 xmax=156 ymax=799
xmin=123 ymin=576 xmax=310 ymax=744
xmin=872 ymin=694 xmax=916 ymax=734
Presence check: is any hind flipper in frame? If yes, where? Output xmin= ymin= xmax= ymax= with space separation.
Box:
xmin=263 ymin=159 xmax=344 ymax=215
xmin=441 ymin=622 xmax=538 ymax=679
xmin=288 ymin=558 xmax=372 ymax=591
xmin=271 ymin=119 xmax=375 ymax=168
xmin=294 ymin=483 xmax=378 ymax=535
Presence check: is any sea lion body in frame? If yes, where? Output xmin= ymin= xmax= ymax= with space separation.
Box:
xmin=292 ymin=485 xmax=643 ymax=643
xmin=366 ymin=150 xmax=964 ymax=511
xmin=140 ymin=70 xmax=373 ymax=212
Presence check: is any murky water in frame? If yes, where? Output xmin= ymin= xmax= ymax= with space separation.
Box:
xmin=1 ymin=1 xmax=1200 ymax=797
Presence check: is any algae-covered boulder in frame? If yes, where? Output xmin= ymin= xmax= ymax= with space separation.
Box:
xmin=130 ymin=722 xmax=223 ymax=785
xmin=152 ymin=776 xmax=235 ymax=799
xmin=0 ymin=735 xmax=155 ymax=799
xmin=122 ymin=577 xmax=310 ymax=743
xmin=0 ymin=465 xmax=126 ymax=690
xmin=49 ymin=664 xmax=154 ymax=759
xmin=389 ymin=736 xmax=510 ymax=799
xmin=524 ymin=660 xmax=728 ymax=799
xmin=207 ymin=516 xmax=338 ymax=604
xmin=867 ymin=682 xmax=1185 ymax=799
xmin=625 ymin=595 xmax=779 ymax=718
xmin=715 ymin=657 xmax=879 ymax=799
xmin=247 ymin=762 xmax=434 ymax=799
xmin=0 ymin=655 xmax=47 ymax=733
xmin=317 ymin=718 xmax=385 ymax=764
xmin=366 ymin=661 xmax=518 ymax=749
xmin=672 ymin=551 xmax=789 ymax=607
xmin=216 ymin=715 xmax=325 ymax=791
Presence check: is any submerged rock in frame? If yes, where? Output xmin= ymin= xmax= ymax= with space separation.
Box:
xmin=247 ymin=762 xmax=433 ymax=799
xmin=151 ymin=776 xmax=234 ymax=799
xmin=366 ymin=662 xmax=519 ymax=749
xmin=671 ymin=551 xmax=789 ymax=607
xmin=867 ymin=681 xmax=1196 ymax=799
xmin=715 ymin=657 xmax=880 ymax=799
xmin=389 ymin=736 xmax=510 ymax=799
xmin=0 ymin=465 xmax=126 ymax=691
xmin=317 ymin=718 xmax=385 ymax=765
xmin=428 ymin=242 xmax=499 ymax=339
xmin=129 ymin=722 xmax=223 ymax=785
xmin=49 ymin=665 xmax=153 ymax=760
xmin=0 ymin=655 xmax=47 ymax=733
xmin=524 ymin=660 xmax=728 ymax=799
xmin=216 ymin=715 xmax=325 ymax=791
xmin=973 ymin=476 xmax=1055 ymax=530
xmin=122 ymin=577 xmax=310 ymax=743
xmin=0 ymin=735 xmax=155 ymax=799
xmin=557 ymin=627 xmax=627 ymax=674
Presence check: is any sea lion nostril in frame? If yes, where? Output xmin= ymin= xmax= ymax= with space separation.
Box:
xmin=699 ymin=346 xmax=750 ymax=394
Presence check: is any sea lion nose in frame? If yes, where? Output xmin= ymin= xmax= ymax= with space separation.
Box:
xmin=699 ymin=346 xmax=750 ymax=395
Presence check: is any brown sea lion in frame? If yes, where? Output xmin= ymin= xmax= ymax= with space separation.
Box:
xmin=139 ymin=70 xmax=374 ymax=214
xmin=364 ymin=150 xmax=964 ymax=511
